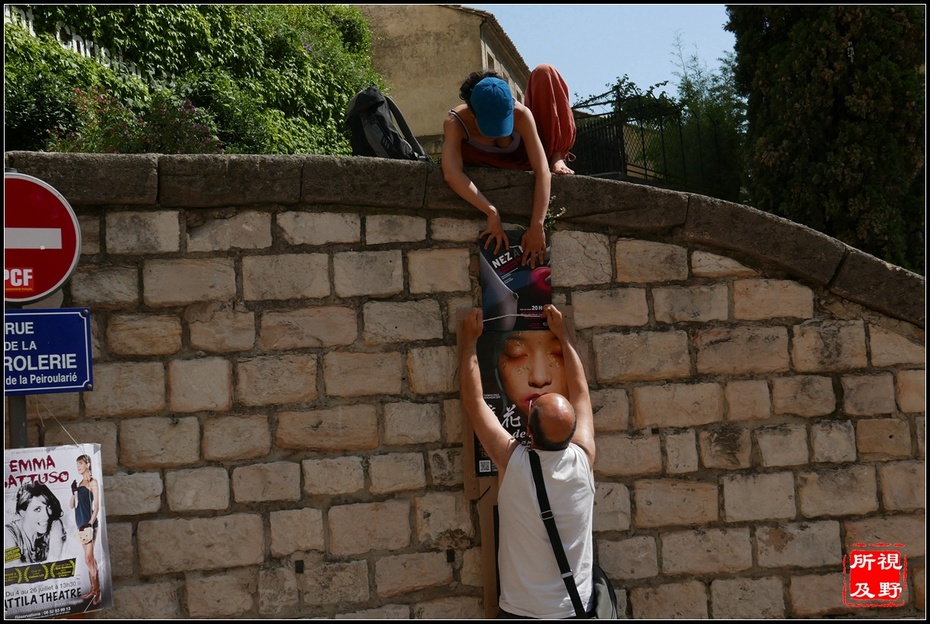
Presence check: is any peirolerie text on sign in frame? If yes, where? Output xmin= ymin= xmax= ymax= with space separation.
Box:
xmin=3 ymin=309 xmax=93 ymax=395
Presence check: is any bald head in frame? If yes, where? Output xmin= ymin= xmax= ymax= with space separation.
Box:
xmin=528 ymin=393 xmax=576 ymax=451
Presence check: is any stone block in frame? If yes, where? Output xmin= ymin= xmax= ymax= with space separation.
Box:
xmin=594 ymin=330 xmax=690 ymax=383
xmin=756 ymin=521 xmax=842 ymax=569
xmin=661 ymin=527 xmax=753 ymax=574
xmin=278 ymin=406 xmax=378 ymax=452
xmin=328 ymin=500 xmax=410 ymax=556
xmin=694 ymin=326 xmax=790 ymax=375
xmin=243 ymin=253 xmax=330 ymax=300
xmin=572 ymin=288 xmax=649 ymax=328
xmin=630 ymin=580 xmax=708 ymax=619
xmin=107 ymin=210 xmax=180 ymax=254
xmin=615 ymin=239 xmax=688 ymax=283
xmin=160 ymin=154 xmax=302 ymax=206
xmin=143 ymin=258 xmax=236 ymax=307
xmin=120 ymin=416 xmax=200 ymax=469
xmin=798 ymin=466 xmax=878 ymax=518
xmin=632 ymin=479 xmax=718 ymax=528
xmin=233 ymin=461 xmax=301 ymax=503
xmin=633 ymin=383 xmax=723 ymax=429
xmin=138 ymin=514 xmax=264 ymax=574
xmin=366 ymin=214 xmax=427 ymax=244
xmin=791 ymin=320 xmax=868 ymax=372
xmin=732 ymin=278 xmax=813 ymax=320
xmin=653 ymin=284 xmax=728 ymax=324
xmin=260 ymin=306 xmax=357 ymax=350
xmin=202 ymin=415 xmax=271 ymax=461
xmin=723 ymin=472 xmax=796 ymax=522
xmin=277 ymin=210 xmax=361 ymax=245
xmin=187 ymin=210 xmax=272 ymax=252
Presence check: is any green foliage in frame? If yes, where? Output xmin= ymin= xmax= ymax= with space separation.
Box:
xmin=3 ymin=22 xmax=150 ymax=151
xmin=6 ymin=5 xmax=381 ymax=155
xmin=669 ymin=36 xmax=747 ymax=201
xmin=45 ymin=86 xmax=138 ymax=154
xmin=726 ymin=5 xmax=925 ymax=273
xmin=544 ymin=196 xmax=566 ymax=231
xmin=139 ymin=91 xmax=222 ymax=154
xmin=46 ymin=86 xmax=222 ymax=154
xmin=29 ymin=5 xmax=215 ymax=80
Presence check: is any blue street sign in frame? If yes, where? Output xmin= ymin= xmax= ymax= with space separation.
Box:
xmin=3 ymin=308 xmax=94 ymax=395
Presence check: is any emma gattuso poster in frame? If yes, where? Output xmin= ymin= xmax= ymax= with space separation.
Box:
xmin=4 ymin=444 xmax=113 ymax=619
xmin=475 ymin=230 xmax=554 ymax=477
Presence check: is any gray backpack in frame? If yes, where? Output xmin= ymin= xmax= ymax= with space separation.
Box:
xmin=345 ymin=86 xmax=431 ymax=161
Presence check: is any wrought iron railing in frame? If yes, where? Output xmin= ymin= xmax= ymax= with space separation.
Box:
xmin=572 ymin=92 xmax=728 ymax=199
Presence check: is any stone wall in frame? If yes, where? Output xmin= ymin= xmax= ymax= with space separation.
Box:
xmin=3 ymin=152 xmax=925 ymax=619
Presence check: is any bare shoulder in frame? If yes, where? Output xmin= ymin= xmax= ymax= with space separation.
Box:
xmin=512 ymin=104 xmax=539 ymax=138
xmin=513 ymin=101 xmax=534 ymax=123
xmin=446 ymin=104 xmax=470 ymax=121
xmin=443 ymin=107 xmax=468 ymax=133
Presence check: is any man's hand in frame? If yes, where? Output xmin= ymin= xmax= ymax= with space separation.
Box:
xmin=461 ymin=308 xmax=484 ymax=344
xmin=520 ymin=223 xmax=547 ymax=268
xmin=544 ymin=304 xmax=566 ymax=339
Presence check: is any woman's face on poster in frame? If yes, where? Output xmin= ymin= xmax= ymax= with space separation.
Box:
xmin=22 ymin=496 xmax=53 ymax=534
xmin=497 ymin=330 xmax=567 ymax=418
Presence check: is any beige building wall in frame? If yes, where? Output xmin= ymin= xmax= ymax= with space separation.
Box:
xmin=354 ymin=4 xmax=531 ymax=157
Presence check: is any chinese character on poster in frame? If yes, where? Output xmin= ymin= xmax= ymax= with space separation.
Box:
xmin=4 ymin=444 xmax=113 ymax=619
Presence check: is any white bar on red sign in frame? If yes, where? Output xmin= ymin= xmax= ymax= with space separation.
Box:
xmin=5 ymin=227 xmax=63 ymax=249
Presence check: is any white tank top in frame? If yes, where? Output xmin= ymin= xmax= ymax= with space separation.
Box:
xmin=498 ymin=444 xmax=595 ymax=618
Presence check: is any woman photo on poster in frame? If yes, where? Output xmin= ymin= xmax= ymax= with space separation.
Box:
xmin=4 ymin=481 xmax=68 ymax=563
xmin=477 ymin=326 xmax=569 ymax=434
xmin=71 ymin=454 xmax=101 ymax=605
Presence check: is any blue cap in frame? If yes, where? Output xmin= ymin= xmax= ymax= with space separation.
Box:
xmin=471 ymin=77 xmax=514 ymax=138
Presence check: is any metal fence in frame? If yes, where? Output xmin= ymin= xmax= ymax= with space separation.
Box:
xmin=572 ymin=92 xmax=726 ymax=198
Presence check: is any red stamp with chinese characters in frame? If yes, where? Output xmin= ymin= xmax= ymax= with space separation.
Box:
xmin=843 ymin=543 xmax=907 ymax=608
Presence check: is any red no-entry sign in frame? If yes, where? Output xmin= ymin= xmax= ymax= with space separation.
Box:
xmin=4 ymin=172 xmax=82 ymax=304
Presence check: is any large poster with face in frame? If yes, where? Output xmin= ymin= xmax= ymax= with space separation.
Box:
xmin=3 ymin=444 xmax=113 ymax=619
xmin=475 ymin=230 xmax=565 ymax=477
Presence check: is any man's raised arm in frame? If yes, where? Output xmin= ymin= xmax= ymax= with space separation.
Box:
xmin=545 ymin=304 xmax=595 ymax=465
xmin=459 ymin=308 xmax=520 ymax=473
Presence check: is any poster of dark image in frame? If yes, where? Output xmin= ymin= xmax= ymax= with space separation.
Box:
xmin=479 ymin=230 xmax=552 ymax=333
xmin=4 ymin=444 xmax=113 ymax=619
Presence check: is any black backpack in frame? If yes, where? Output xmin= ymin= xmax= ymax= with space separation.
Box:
xmin=346 ymin=86 xmax=432 ymax=162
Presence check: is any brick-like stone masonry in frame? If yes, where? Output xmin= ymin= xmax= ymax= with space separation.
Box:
xmin=4 ymin=153 xmax=925 ymax=619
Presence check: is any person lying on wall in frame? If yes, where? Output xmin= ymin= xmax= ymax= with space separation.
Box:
xmin=459 ymin=303 xmax=596 ymax=618
xmin=442 ymin=64 xmax=576 ymax=269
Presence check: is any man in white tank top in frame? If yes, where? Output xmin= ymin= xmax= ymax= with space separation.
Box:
xmin=459 ymin=304 xmax=596 ymax=618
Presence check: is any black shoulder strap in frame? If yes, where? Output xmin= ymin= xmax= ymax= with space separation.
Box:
xmin=383 ymin=94 xmax=429 ymax=159
xmin=528 ymin=450 xmax=587 ymax=618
